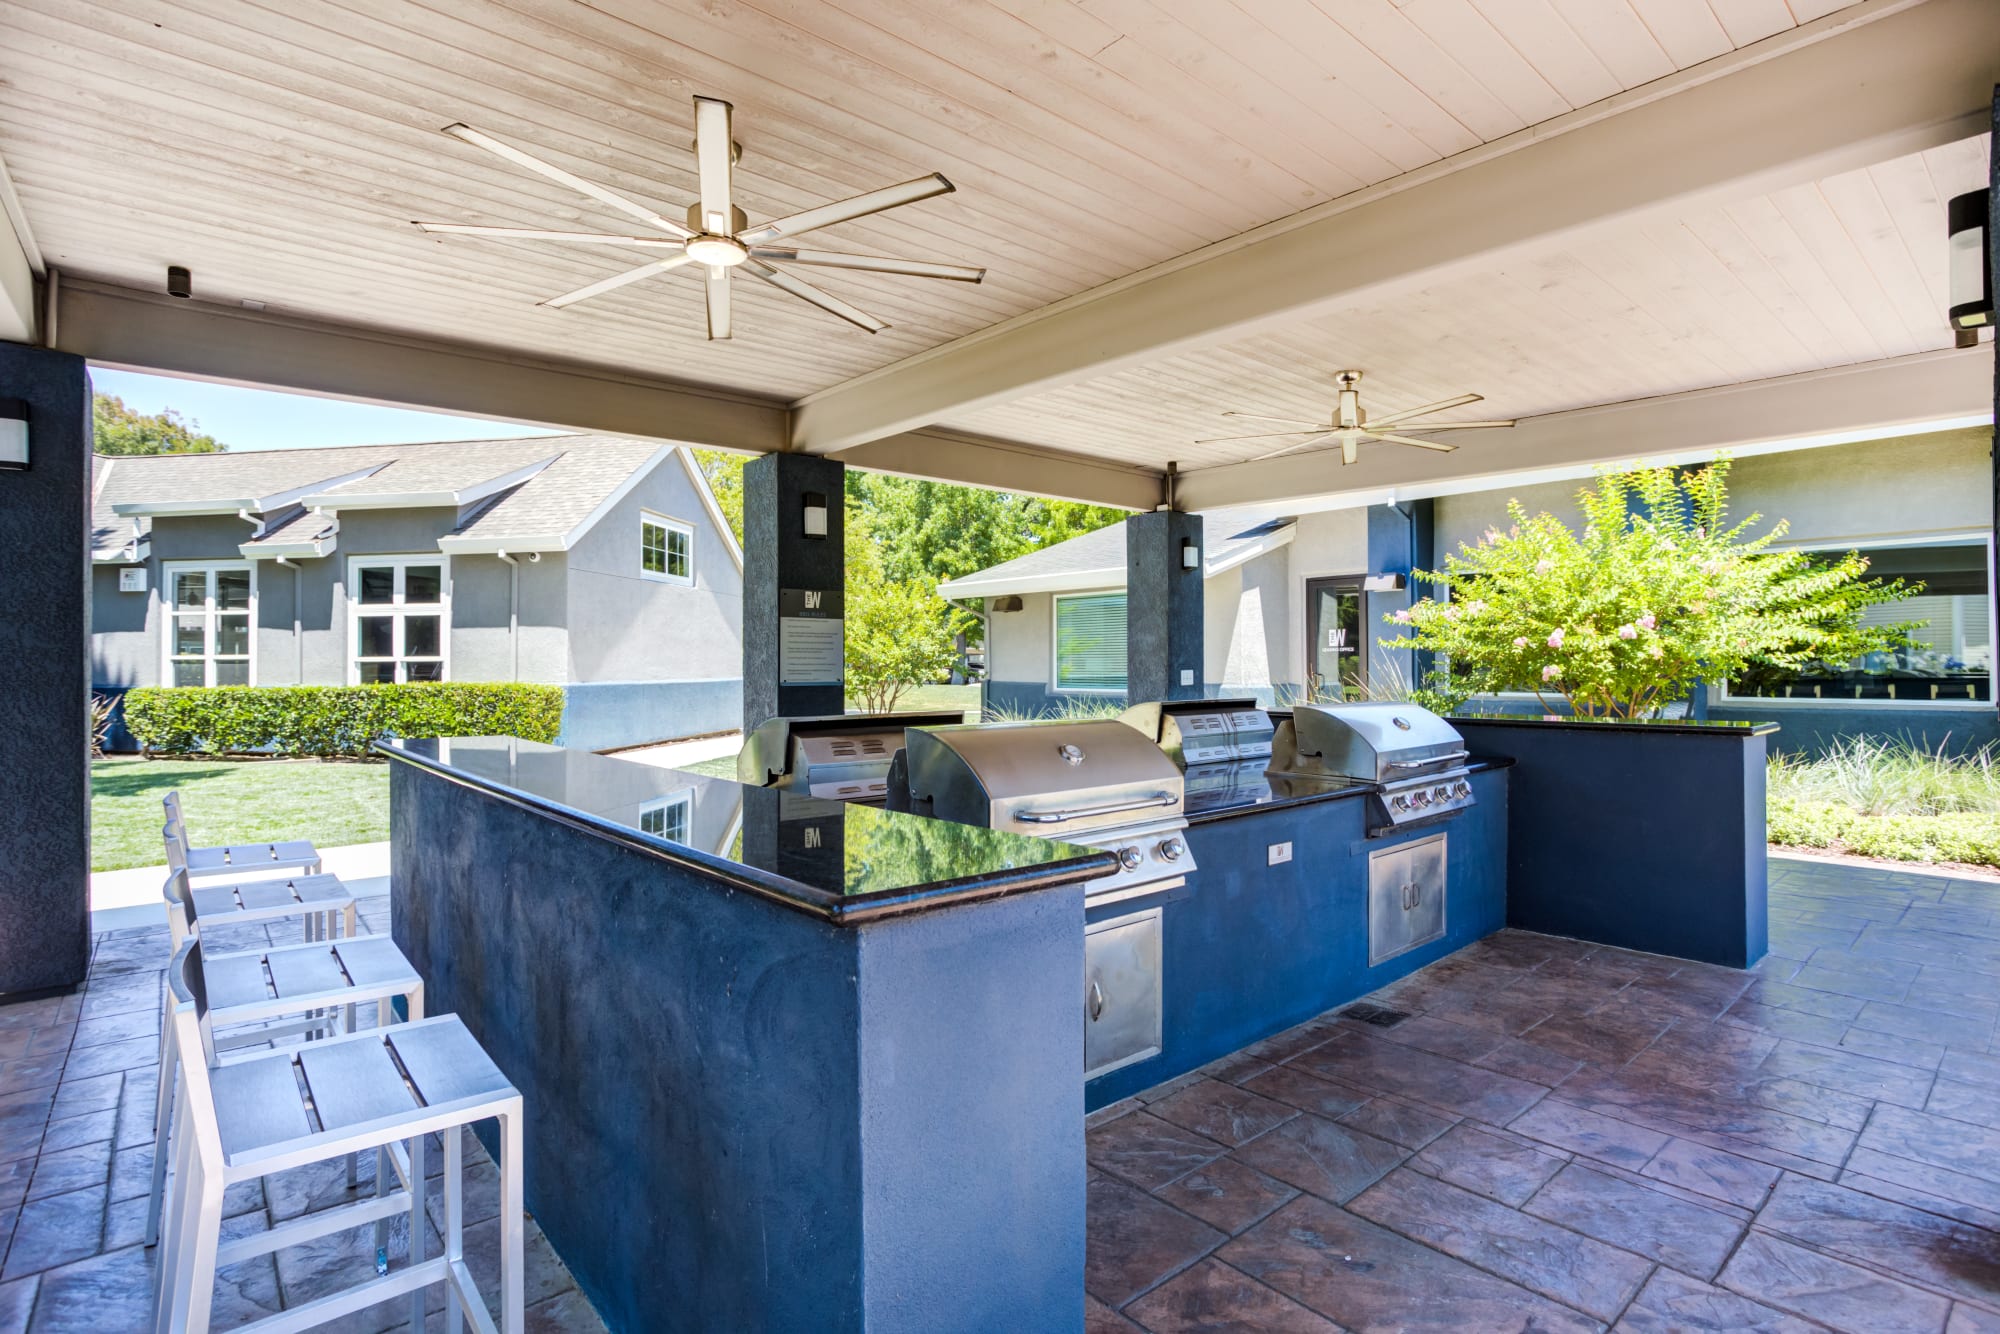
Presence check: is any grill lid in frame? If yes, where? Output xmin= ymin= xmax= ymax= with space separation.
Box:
xmin=738 ymin=711 xmax=969 ymax=794
xmin=904 ymin=719 xmax=1184 ymax=836
xmin=1120 ymin=698 xmax=1275 ymax=767
xmin=1277 ymin=702 xmax=1467 ymax=782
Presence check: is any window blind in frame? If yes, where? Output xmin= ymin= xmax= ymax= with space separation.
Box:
xmin=1056 ymin=592 xmax=1127 ymax=692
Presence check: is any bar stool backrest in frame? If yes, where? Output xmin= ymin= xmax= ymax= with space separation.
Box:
xmin=167 ymin=939 xmax=222 ymax=1107
xmin=162 ymin=820 xmax=190 ymax=872
xmin=163 ymin=790 xmax=185 ymax=828
xmin=161 ymin=867 xmax=197 ymax=952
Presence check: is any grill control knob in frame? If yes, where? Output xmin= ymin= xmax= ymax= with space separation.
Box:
xmin=1158 ymin=837 xmax=1186 ymax=862
xmin=1118 ymin=846 xmax=1144 ymax=871
xmin=1412 ymin=790 xmax=1431 ymax=808
xmin=1454 ymin=780 xmax=1472 ymax=798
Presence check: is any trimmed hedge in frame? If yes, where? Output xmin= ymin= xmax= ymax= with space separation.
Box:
xmin=1768 ymin=795 xmax=2000 ymax=868
xmin=122 ymin=683 xmax=564 ymax=758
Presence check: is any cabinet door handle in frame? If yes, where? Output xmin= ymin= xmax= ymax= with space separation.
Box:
xmin=1088 ymin=980 xmax=1106 ymax=1022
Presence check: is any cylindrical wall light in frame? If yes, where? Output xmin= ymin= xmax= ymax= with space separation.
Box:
xmin=1948 ymin=190 xmax=1991 ymax=347
xmin=0 ymin=398 xmax=27 ymax=471
xmin=1179 ymin=537 xmax=1200 ymax=570
xmin=801 ymin=490 xmax=829 ymax=539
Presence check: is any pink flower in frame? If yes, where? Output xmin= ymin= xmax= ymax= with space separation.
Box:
xmin=1699 ymin=559 xmax=1724 ymax=576
xmin=1637 ymin=613 xmax=1656 ymax=631
xmin=1512 ymin=636 xmax=1530 ymax=648
xmin=1694 ymin=527 xmax=1706 ymax=539
xmin=1648 ymin=644 xmax=1664 ymax=660
xmin=1535 ymin=559 xmax=1554 ymax=575
xmin=1391 ymin=608 xmax=1412 ymax=624
xmin=1482 ymin=528 xmax=1503 ymax=546
xmin=1465 ymin=600 xmax=1488 ymax=616
xmin=1617 ymin=624 xmax=1638 ymax=640
xmin=1542 ymin=664 xmax=1562 ymax=681
xmin=1546 ymin=629 xmax=1565 ymax=649
xmin=1443 ymin=606 xmax=1460 ymax=621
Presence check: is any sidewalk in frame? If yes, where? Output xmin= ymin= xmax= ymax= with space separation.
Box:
xmin=90 ymin=840 xmax=392 ymax=932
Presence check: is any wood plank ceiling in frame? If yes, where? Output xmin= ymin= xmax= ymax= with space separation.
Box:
xmin=0 ymin=0 xmax=1867 ymax=411
xmin=942 ymin=135 xmax=1990 ymax=470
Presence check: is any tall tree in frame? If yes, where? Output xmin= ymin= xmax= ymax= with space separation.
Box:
xmin=92 ymin=394 xmax=226 ymax=455
xmin=690 ymin=448 xmax=746 ymax=542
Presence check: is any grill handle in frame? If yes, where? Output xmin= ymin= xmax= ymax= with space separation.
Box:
xmin=1013 ymin=793 xmax=1177 ymax=824
xmin=1384 ymin=751 xmax=1469 ymax=772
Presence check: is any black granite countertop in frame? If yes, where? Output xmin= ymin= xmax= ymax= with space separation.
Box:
xmin=1183 ymin=756 xmax=1513 ymax=824
xmin=379 ymin=737 xmax=1118 ymax=925
xmin=1450 ymin=715 xmax=1780 ymax=737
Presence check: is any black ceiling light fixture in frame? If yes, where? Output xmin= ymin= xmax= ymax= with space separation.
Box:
xmin=1948 ymin=190 xmax=1991 ymax=348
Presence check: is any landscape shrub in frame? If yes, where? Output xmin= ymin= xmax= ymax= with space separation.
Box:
xmin=122 ymin=683 xmax=564 ymax=758
xmin=1766 ymin=740 xmax=2000 ymax=868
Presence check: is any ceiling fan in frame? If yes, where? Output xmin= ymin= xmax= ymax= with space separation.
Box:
xmin=1198 ymin=370 xmax=1515 ymax=465
xmin=412 ymin=95 xmax=986 ymax=340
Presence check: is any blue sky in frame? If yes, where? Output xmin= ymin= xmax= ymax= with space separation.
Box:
xmin=92 ymin=368 xmax=558 ymax=453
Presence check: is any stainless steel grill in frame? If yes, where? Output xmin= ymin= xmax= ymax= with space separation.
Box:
xmin=1272 ymin=701 xmax=1475 ymax=834
xmin=1119 ymin=698 xmax=1275 ymax=767
xmin=737 ymin=711 xmax=968 ymax=803
xmin=902 ymin=719 xmax=1194 ymax=904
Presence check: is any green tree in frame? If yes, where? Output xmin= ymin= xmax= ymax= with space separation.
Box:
xmin=1391 ymin=460 xmax=1917 ymax=718
xmin=844 ymin=506 xmax=957 ymax=713
xmin=691 ymin=448 xmax=746 ymax=542
xmin=92 ymin=394 xmax=225 ymax=455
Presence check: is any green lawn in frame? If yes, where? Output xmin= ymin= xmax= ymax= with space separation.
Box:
xmin=93 ymin=756 xmax=390 ymax=872
xmin=675 ymin=684 xmax=983 ymax=780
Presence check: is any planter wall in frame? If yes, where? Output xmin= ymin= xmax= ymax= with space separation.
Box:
xmin=1453 ymin=717 xmax=1776 ymax=969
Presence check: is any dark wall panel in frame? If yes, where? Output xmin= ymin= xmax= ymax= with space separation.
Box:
xmin=0 ymin=343 xmax=90 ymax=996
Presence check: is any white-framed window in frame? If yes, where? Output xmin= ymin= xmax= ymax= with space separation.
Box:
xmin=1723 ymin=536 xmax=1993 ymax=706
xmin=348 ymin=556 xmax=449 ymax=684
xmin=163 ymin=563 xmax=255 ymax=687
xmin=641 ymin=512 xmax=694 ymax=585
xmin=638 ymin=791 xmax=693 ymax=844
xmin=1053 ymin=590 xmax=1127 ymax=693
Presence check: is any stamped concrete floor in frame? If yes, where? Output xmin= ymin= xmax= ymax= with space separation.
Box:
xmin=0 ymin=890 xmax=607 ymax=1333
xmin=1087 ymin=855 xmax=2000 ymax=1333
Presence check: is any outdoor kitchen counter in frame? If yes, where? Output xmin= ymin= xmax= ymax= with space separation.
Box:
xmin=382 ymin=735 xmax=1107 ymax=1334
xmin=379 ymin=735 xmax=1116 ymax=922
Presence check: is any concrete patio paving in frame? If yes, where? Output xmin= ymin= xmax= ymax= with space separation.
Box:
xmin=6 ymin=853 xmax=2000 ymax=1331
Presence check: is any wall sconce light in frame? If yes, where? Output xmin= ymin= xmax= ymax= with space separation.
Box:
xmin=1179 ymin=537 xmax=1201 ymax=571
xmin=167 ymin=265 xmax=193 ymax=300
xmin=1949 ymin=190 xmax=1991 ymax=348
xmin=992 ymin=595 xmax=1024 ymax=612
xmin=0 ymin=398 xmax=27 ymax=471
xmin=1362 ymin=573 xmax=1407 ymax=593
xmin=801 ymin=491 xmax=828 ymax=540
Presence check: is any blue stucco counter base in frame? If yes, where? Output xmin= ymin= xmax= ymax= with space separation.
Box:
xmin=1453 ymin=718 xmax=1773 ymax=969
xmin=386 ymin=742 xmax=1102 ymax=1333
xmin=1086 ymin=767 xmax=1510 ymax=1111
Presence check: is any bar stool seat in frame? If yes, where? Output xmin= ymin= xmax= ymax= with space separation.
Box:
xmin=180 ymin=838 xmax=323 ymax=880
xmin=187 ymin=872 xmax=355 ymax=925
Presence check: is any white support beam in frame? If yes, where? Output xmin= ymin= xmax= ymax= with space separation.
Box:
xmin=790 ymin=0 xmax=2000 ymax=455
xmin=53 ymin=279 xmax=789 ymax=452
xmin=1175 ymin=347 xmax=1993 ymax=514
xmin=832 ymin=427 xmax=1159 ymax=510
xmin=0 ymin=154 xmax=41 ymax=345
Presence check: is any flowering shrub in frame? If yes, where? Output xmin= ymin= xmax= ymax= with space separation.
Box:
xmin=1390 ymin=461 xmax=1915 ymax=718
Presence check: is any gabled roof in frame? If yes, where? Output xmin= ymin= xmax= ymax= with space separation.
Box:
xmin=90 ymin=433 xmax=734 ymax=565
xmin=936 ymin=508 xmax=1295 ymax=599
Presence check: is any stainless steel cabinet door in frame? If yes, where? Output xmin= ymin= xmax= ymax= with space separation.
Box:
xmin=1369 ymin=832 xmax=1447 ymax=966
xmin=1085 ymin=908 xmax=1163 ymax=1079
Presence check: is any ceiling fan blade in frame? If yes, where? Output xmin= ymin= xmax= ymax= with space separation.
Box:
xmin=748 ymin=247 xmax=985 ymax=283
xmin=745 ymin=259 xmax=887 ymax=332
xmin=413 ymin=223 xmax=684 ymax=249
xmin=442 ymin=123 xmax=692 ymax=239
xmin=1380 ymin=419 xmax=1516 ymax=431
xmin=1363 ymin=393 xmax=1483 ymax=429
xmin=1193 ymin=428 xmax=1336 ymax=444
xmin=705 ymin=266 xmax=733 ymax=341
xmin=1222 ymin=410 xmax=1330 ymax=429
xmin=738 ymin=174 xmax=955 ymax=245
xmin=1343 ymin=438 xmax=1360 ymax=466
xmin=541 ymin=254 xmax=696 ymax=309
xmin=693 ymin=96 xmax=735 ymax=234
xmin=1251 ymin=433 xmax=1341 ymax=462
xmin=1367 ymin=431 xmax=1460 ymax=454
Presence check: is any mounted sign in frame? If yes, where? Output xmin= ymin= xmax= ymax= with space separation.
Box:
xmin=0 ymin=398 xmax=26 ymax=471
xmin=779 ymin=587 xmax=844 ymax=687
xmin=119 ymin=568 xmax=149 ymax=593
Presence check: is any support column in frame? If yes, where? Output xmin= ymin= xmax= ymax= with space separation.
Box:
xmin=1125 ymin=511 xmax=1204 ymax=703
xmin=1989 ymin=84 xmax=1998 ymax=724
xmin=743 ymin=452 xmax=845 ymax=731
xmin=0 ymin=341 xmax=90 ymax=995
xmin=1368 ymin=499 xmax=1434 ymax=698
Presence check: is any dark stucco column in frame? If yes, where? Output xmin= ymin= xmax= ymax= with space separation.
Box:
xmin=1125 ymin=510 xmax=1204 ymax=702
xmin=1989 ymin=84 xmax=1998 ymax=723
xmin=0 ymin=342 xmax=91 ymax=996
xmin=742 ymin=452 xmax=845 ymax=731
xmin=1368 ymin=499 xmax=1434 ymax=697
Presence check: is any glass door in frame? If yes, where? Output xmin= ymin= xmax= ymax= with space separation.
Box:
xmin=1306 ymin=577 xmax=1366 ymax=701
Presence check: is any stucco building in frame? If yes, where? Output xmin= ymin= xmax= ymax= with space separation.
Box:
xmin=90 ymin=434 xmax=743 ymax=750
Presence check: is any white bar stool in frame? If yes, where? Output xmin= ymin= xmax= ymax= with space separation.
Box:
xmin=164 ymin=822 xmax=356 ymax=944
xmin=164 ymin=789 xmax=324 ymax=880
xmin=147 ymin=867 xmax=426 ymax=1254
xmin=156 ymin=938 xmax=524 ymax=1334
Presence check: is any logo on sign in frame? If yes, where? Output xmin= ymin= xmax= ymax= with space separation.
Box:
xmin=803 ymin=590 xmax=822 ymax=610
xmin=803 ymin=826 xmax=822 ymax=849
